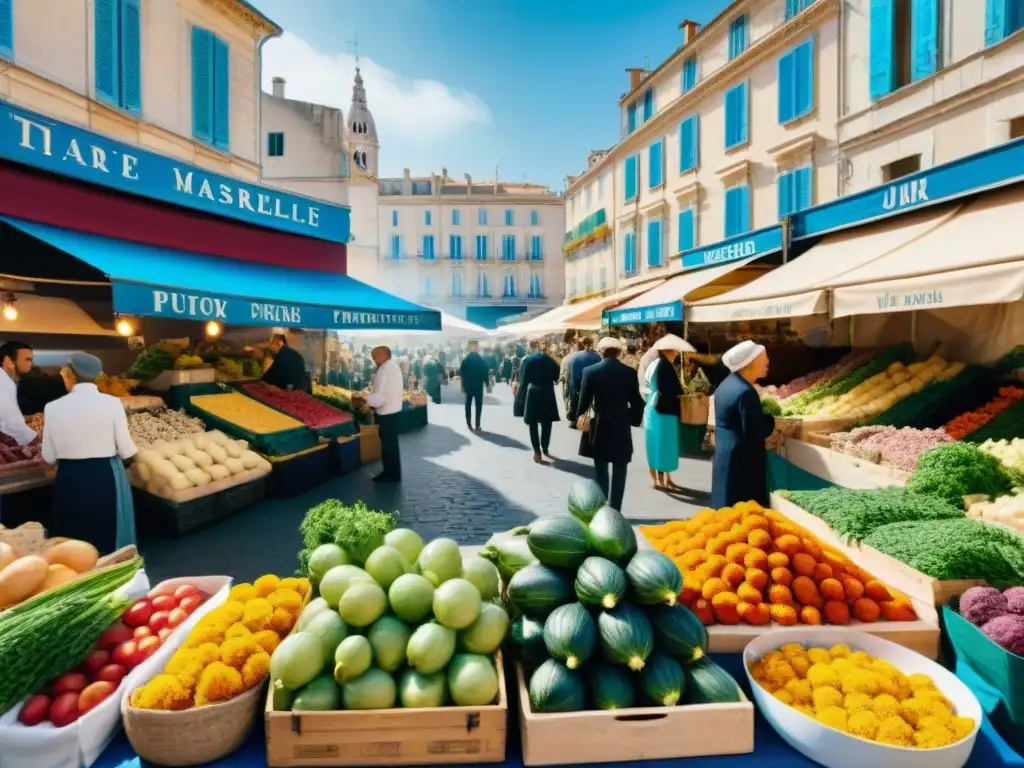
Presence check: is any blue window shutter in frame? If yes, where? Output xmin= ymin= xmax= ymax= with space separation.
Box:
xmin=725 ymin=89 xmax=736 ymax=147
xmin=786 ymin=0 xmax=800 ymax=18
xmin=391 ymin=210 xmax=398 ymax=226
xmin=95 ymin=0 xmax=119 ymax=102
xmin=643 ymin=88 xmax=654 ymax=121
xmin=648 ymin=141 xmax=663 ymax=188
xmin=0 ymin=0 xmax=11 ymax=59
xmin=191 ymin=27 xmax=213 ymax=142
xmin=120 ymin=0 xmax=142 ymax=113
xmin=739 ymin=82 xmax=749 ymax=144
xmin=449 ymin=234 xmax=455 ymax=258
xmin=911 ymin=0 xmax=938 ymax=80
xmin=647 ymin=219 xmax=662 ymax=267
xmin=531 ymin=210 xmax=539 ymax=226
xmin=677 ymin=209 xmax=695 ymax=253
xmin=682 ymin=58 xmax=697 ymax=92
xmin=624 ymin=155 xmax=637 ymax=201
xmin=985 ymin=0 xmax=1008 ymax=45
xmin=509 ymin=234 xmax=516 ymax=258
xmin=869 ymin=0 xmax=895 ymax=100
xmin=795 ymin=37 xmax=815 ymax=118
xmin=212 ymin=35 xmax=230 ymax=149
xmin=680 ymin=118 xmax=694 ymax=172
xmin=627 ymin=103 xmax=636 ymax=133
xmin=778 ymin=50 xmax=795 ymax=124
xmin=738 ymin=186 xmax=751 ymax=232
xmin=778 ymin=171 xmax=795 ymax=217
xmin=795 ymin=166 xmax=813 ymax=211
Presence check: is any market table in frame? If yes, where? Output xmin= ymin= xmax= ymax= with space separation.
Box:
xmin=91 ymin=655 xmax=1024 ymax=768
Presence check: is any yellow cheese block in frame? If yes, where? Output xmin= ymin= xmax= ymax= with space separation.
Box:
xmin=191 ymin=393 xmax=304 ymax=434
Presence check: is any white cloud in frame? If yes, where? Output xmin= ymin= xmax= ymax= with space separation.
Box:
xmin=261 ymin=32 xmax=492 ymax=173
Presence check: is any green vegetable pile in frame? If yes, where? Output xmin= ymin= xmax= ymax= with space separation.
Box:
xmin=298 ymin=499 xmax=396 ymax=574
xmin=870 ymin=365 xmax=988 ymax=429
xmin=784 ymin=344 xmax=914 ymax=416
xmin=0 ymin=557 xmax=142 ymax=713
xmin=863 ymin=518 xmax=1024 ymax=585
xmin=907 ymin=442 xmax=1014 ymax=507
xmin=964 ymin=397 xmax=1024 ymax=444
xmin=784 ymin=487 xmax=964 ymax=542
xmin=126 ymin=346 xmax=175 ymax=381
xmin=761 ymin=397 xmax=782 ymax=417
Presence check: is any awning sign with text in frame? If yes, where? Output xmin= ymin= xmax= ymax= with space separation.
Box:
xmin=680 ymin=226 xmax=783 ymax=270
xmin=111 ymin=283 xmax=441 ymax=330
xmin=605 ymin=301 xmax=683 ymax=327
xmin=794 ymin=137 xmax=1024 ymax=239
xmin=0 ymin=101 xmax=351 ymax=244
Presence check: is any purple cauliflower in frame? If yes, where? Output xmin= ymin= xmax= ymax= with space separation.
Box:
xmin=960 ymin=586 xmax=1008 ymax=626
xmin=1004 ymin=587 xmax=1024 ymax=617
xmin=981 ymin=614 xmax=1024 ymax=656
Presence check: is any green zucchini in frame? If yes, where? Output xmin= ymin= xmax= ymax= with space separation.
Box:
xmin=507 ymin=564 xmax=575 ymax=620
xmin=528 ymin=659 xmax=586 ymax=713
xmin=587 ymin=506 xmax=637 ymax=564
xmin=525 ymin=517 xmax=590 ymax=569
xmin=510 ymin=615 xmax=548 ymax=669
xmin=684 ymin=658 xmax=744 ymax=704
xmin=641 ymin=651 xmax=685 ymax=706
xmin=648 ymin=603 xmax=709 ymax=664
xmin=625 ymin=551 xmax=683 ymax=606
xmin=597 ymin=603 xmax=653 ymax=672
xmin=588 ymin=661 xmax=636 ymax=710
xmin=575 ymin=556 xmax=628 ymax=609
xmin=543 ymin=603 xmax=597 ymax=670
xmin=567 ymin=479 xmax=606 ymax=524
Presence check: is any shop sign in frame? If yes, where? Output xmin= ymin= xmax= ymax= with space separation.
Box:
xmin=0 ymin=100 xmax=351 ymax=244
xmin=111 ymin=283 xmax=441 ymax=330
xmin=726 ymin=300 xmax=795 ymax=320
xmin=605 ymin=300 xmax=682 ymax=327
xmin=680 ymin=226 xmax=782 ymax=270
xmin=872 ymin=289 xmax=945 ymax=310
xmin=794 ymin=137 xmax=1024 ymax=239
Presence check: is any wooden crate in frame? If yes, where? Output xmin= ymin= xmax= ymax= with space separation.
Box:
xmin=265 ymin=653 xmax=507 ymax=766
xmin=776 ymin=438 xmax=910 ymax=489
xmin=515 ymin=664 xmax=753 ymax=766
xmin=791 ymin=416 xmax=858 ymax=441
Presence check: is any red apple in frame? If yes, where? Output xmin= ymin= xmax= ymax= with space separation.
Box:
xmin=173 ymin=584 xmax=200 ymax=602
xmin=137 ymin=635 xmax=162 ymax=662
xmin=148 ymin=611 xmax=170 ymax=632
xmin=83 ymin=649 xmax=110 ymax=678
xmin=96 ymin=663 xmax=128 ymax=686
xmin=167 ymin=608 xmax=188 ymax=628
xmin=150 ymin=595 xmax=177 ymax=612
xmin=178 ymin=594 xmax=203 ymax=615
xmin=97 ymin=623 xmax=133 ymax=651
xmin=122 ymin=600 xmax=153 ymax=629
xmin=111 ymin=640 xmax=139 ymax=668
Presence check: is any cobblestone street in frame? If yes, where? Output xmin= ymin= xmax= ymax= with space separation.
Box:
xmin=141 ymin=383 xmax=711 ymax=583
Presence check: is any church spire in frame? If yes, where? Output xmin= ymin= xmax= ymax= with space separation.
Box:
xmin=346 ymin=30 xmax=378 ymax=176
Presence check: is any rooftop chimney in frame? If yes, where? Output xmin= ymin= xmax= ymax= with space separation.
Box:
xmin=272 ymin=76 xmax=285 ymax=98
xmin=680 ymin=20 xmax=700 ymax=44
xmin=441 ymin=167 xmax=448 ymax=181
xmin=464 ymin=173 xmax=472 ymax=195
xmin=626 ymin=68 xmax=646 ymax=91
xmin=403 ymin=168 xmax=411 ymax=180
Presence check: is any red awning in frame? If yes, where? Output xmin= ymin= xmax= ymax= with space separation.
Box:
xmin=0 ymin=162 xmax=347 ymax=274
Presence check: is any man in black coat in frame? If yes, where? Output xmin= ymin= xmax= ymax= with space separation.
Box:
xmin=513 ymin=340 xmax=560 ymax=463
xmin=576 ymin=336 xmax=645 ymax=512
xmin=459 ymin=341 xmax=490 ymax=431
xmin=261 ymin=334 xmax=311 ymax=393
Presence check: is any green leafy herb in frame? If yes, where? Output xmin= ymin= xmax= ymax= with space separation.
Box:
xmin=298 ymin=499 xmax=396 ymax=572
xmin=761 ymin=397 xmax=782 ymax=417
xmin=907 ymin=442 xmax=1014 ymax=507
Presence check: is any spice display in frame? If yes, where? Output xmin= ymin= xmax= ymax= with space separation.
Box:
xmin=945 ymin=387 xmax=1024 ymax=439
xmin=869 ymin=363 xmax=984 ymax=429
xmin=782 ymin=345 xmax=914 ymax=416
xmin=127 ymin=408 xmax=206 ymax=449
xmin=749 ymin=643 xmax=976 ymax=748
xmin=862 ymin=518 xmax=1024 ymax=585
xmin=907 ymin=442 xmax=1014 ymax=507
xmin=242 ymin=382 xmax=352 ymax=430
xmin=131 ymin=431 xmax=271 ymax=498
xmin=126 ymin=347 xmax=175 ymax=381
xmin=828 ymin=426 xmax=952 ymax=472
xmin=190 ymin=393 xmax=305 ymax=435
xmin=783 ymin=488 xmax=963 ymax=542
xmin=130 ymin=574 xmax=308 ymax=710
xmin=958 ymin=585 xmax=1024 ymax=655
xmin=761 ymin=350 xmax=873 ymax=401
xmin=641 ymin=502 xmax=917 ymax=627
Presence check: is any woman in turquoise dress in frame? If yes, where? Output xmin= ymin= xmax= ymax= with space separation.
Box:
xmin=644 ymin=350 xmax=683 ymax=490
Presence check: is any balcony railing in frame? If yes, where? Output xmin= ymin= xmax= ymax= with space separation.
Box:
xmin=525 ymin=293 xmax=546 ymax=302
xmin=444 ymin=253 xmax=466 ymax=261
xmin=419 ymin=253 xmax=441 ymax=262
xmin=379 ymin=251 xmax=406 ymax=261
xmin=526 ymin=253 xmax=544 ymax=262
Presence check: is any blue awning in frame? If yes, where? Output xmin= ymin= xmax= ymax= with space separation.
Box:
xmin=2 ymin=217 xmax=440 ymax=331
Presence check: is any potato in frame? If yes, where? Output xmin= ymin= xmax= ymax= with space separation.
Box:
xmin=0 ymin=542 xmax=17 ymax=572
xmin=192 ymin=433 xmax=210 ymax=451
xmin=235 ymin=440 xmax=249 ymax=450
xmin=205 ymin=443 xmax=228 ymax=465
xmin=41 ymin=564 xmax=78 ymax=591
xmin=136 ymin=450 xmax=163 ymax=468
xmin=152 ymin=459 xmax=179 ymax=481
xmin=169 ymin=454 xmax=196 ymax=472
xmin=43 ymin=540 xmax=99 ymax=572
xmin=169 ymin=474 xmax=191 ymax=491
xmin=184 ymin=468 xmax=212 ymax=486
xmin=208 ymin=464 xmax=230 ymax=481
xmin=256 ymin=459 xmax=272 ymax=473
xmin=155 ymin=441 xmax=177 ymax=460
xmin=223 ymin=441 xmax=243 ymax=459
xmin=185 ymin=448 xmax=214 ymax=469
xmin=206 ymin=430 xmax=230 ymax=446
xmin=224 ymin=458 xmax=245 ymax=475
xmin=136 ymin=462 xmax=152 ymax=482
xmin=0 ymin=556 xmax=48 ymax=607
xmin=239 ymin=451 xmax=261 ymax=470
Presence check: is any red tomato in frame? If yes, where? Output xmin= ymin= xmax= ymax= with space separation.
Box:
xmin=83 ymin=649 xmax=110 ymax=678
xmin=137 ymin=635 xmax=162 ymax=662
xmin=111 ymin=640 xmax=139 ymax=668
xmin=157 ymin=627 xmax=174 ymax=642
xmin=52 ymin=672 xmax=89 ymax=696
xmin=18 ymin=694 xmax=52 ymax=726
xmin=167 ymin=608 xmax=188 ymax=628
xmin=148 ymin=611 xmax=170 ymax=632
xmin=96 ymin=623 xmax=133 ymax=651
xmin=78 ymin=681 xmax=116 ymax=715
xmin=96 ymin=664 xmax=128 ymax=686
xmin=150 ymin=595 xmax=177 ymax=612
xmin=122 ymin=600 xmax=153 ymax=629
xmin=133 ymin=626 xmax=154 ymax=640
xmin=177 ymin=594 xmax=203 ymax=615
xmin=173 ymin=585 xmax=200 ymax=602
xmin=49 ymin=692 xmax=81 ymax=728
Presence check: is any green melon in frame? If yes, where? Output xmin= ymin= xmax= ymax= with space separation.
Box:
xmin=641 ymin=651 xmax=685 ymax=706
xmin=597 ymin=603 xmax=654 ymax=672
xmin=525 ymin=516 xmax=590 ymax=569
xmin=528 ymin=659 xmax=586 ymax=713
xmin=625 ymin=551 xmax=683 ymax=606
xmin=587 ymin=506 xmax=637 ymax=564
xmin=543 ymin=603 xmax=596 ymax=670
xmin=567 ymin=479 xmax=606 ymax=524
xmin=575 ymin=557 xmax=628 ymax=609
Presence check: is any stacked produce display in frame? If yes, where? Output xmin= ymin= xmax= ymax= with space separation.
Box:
xmin=0 ymin=539 xmax=101 ymax=610
xmin=126 ymin=408 xmax=205 ymax=449
xmin=241 ymin=382 xmax=354 ymax=433
xmin=956 ymin=586 xmax=1024 ymax=655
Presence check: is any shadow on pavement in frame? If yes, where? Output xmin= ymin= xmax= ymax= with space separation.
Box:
xmin=475 ymin=430 xmax=530 ymax=451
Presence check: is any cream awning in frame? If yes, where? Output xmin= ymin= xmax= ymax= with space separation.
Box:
xmin=831 ymin=187 xmax=1024 ymax=318
xmin=561 ymin=281 xmax=667 ymax=330
xmin=686 ymin=205 xmax=960 ymax=323
xmin=494 ymin=300 xmax=602 ymax=338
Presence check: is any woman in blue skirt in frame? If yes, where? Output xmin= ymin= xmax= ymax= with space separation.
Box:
xmin=41 ymin=353 xmax=138 ymax=554
xmin=644 ymin=348 xmax=683 ymax=491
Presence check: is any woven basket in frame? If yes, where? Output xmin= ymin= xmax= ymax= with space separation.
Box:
xmin=679 ymin=393 xmax=710 ymax=425
xmin=122 ymin=681 xmax=264 ymax=766
xmin=775 ymin=417 xmax=803 ymax=438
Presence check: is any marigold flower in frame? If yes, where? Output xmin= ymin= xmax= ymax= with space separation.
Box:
xmin=785 ymin=678 xmax=813 ymax=705
xmin=221 ymin=636 xmax=263 ymax=669
xmin=843 ymin=692 xmax=873 ymax=713
xmin=840 ymin=669 xmax=881 ymax=697
xmin=870 ymin=693 xmax=900 ymax=718
xmin=225 ymin=623 xmax=252 ymax=640
xmin=780 ymin=642 xmax=806 ymax=659
xmin=765 ymin=660 xmax=797 ymax=688
xmin=252 ymin=629 xmax=282 ymax=654
xmin=830 ymin=658 xmax=854 ymax=678
xmin=195 ymin=662 xmax=243 ymax=707
xmin=812 ymin=685 xmax=843 ymax=712
xmin=193 ymin=642 xmax=223 ymax=667
xmin=186 ymin=624 xmax=225 ymax=648
xmin=268 ymin=588 xmax=304 ymax=617
xmin=175 ymin=661 xmax=206 ymax=693
xmin=749 ymin=661 xmax=766 ymax=681
xmin=847 ymin=651 xmax=873 ymax=667
xmin=914 ymin=727 xmax=955 ymax=748
xmin=876 ymin=715 xmax=913 ymax=746
xmin=828 ymin=643 xmax=852 ymax=658
xmin=847 ymin=709 xmax=879 ymax=740
xmin=790 ymin=656 xmax=811 ymax=678
xmin=898 ymin=698 xmax=926 ymax=728
xmin=906 ymin=673 xmax=936 ymax=693
xmin=948 ymin=716 xmax=976 ymax=740
xmin=816 ymin=705 xmax=848 ymax=732
xmin=228 ymin=583 xmax=258 ymax=603
xmin=806 ymin=663 xmax=838 ymax=689
xmin=242 ymin=598 xmax=274 ymax=632
xmin=165 ymin=649 xmax=197 ymax=674
xmin=270 ymin=607 xmax=295 ymax=634
xmin=134 ymin=675 xmax=192 ymax=711
xmin=253 ymin=574 xmax=281 ymax=598
xmin=279 ymin=577 xmax=310 ymax=597
xmin=241 ymin=651 xmax=271 ymax=690
xmin=793 ymin=703 xmax=815 ymax=718
xmin=773 ymin=689 xmax=794 ymax=705
xmin=806 ymin=648 xmax=832 ymax=665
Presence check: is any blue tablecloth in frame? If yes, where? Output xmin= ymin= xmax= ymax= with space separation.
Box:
xmin=94 ymin=655 xmax=1024 ymax=768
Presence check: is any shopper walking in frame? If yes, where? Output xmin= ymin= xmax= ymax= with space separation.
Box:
xmin=366 ymin=346 xmax=404 ymax=483
xmin=568 ymin=336 xmax=600 ymax=427
xmin=459 ymin=341 xmax=490 ymax=431
xmin=514 ymin=340 xmax=560 ymax=463
xmin=711 ymin=340 xmax=775 ymax=507
xmin=422 ymin=354 xmax=444 ymax=404
xmin=576 ymin=337 xmax=645 ymax=512
xmin=643 ymin=342 xmax=684 ymax=491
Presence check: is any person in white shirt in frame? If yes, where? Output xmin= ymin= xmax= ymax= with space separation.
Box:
xmin=365 ymin=345 xmax=404 ymax=483
xmin=42 ymin=353 xmax=138 ymax=554
xmin=0 ymin=341 xmax=38 ymax=446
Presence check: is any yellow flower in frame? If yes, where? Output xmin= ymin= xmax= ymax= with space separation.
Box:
xmin=134 ymin=675 xmax=193 ymax=711
xmin=914 ymin=727 xmax=955 ymax=748
xmin=807 ymin=648 xmax=832 ymax=665
xmin=242 ymin=598 xmax=274 ymax=632
xmin=812 ymin=686 xmax=843 ymax=713
xmin=252 ymin=629 xmax=282 ymax=654
xmin=829 ymin=643 xmax=852 ymax=658
xmin=899 ymin=698 xmax=926 ymax=728
xmin=221 ymin=636 xmax=262 ymax=670
xmin=843 ymin=692 xmax=873 ymax=714
xmin=254 ymin=574 xmax=281 ymax=598
xmin=195 ymin=662 xmax=243 ymax=707
xmin=876 ymin=715 xmax=914 ymax=746
xmin=848 ymin=709 xmax=879 ymax=740
xmin=847 ymin=651 xmax=873 ymax=668
xmin=870 ymin=693 xmax=900 ymax=718
xmin=269 ymin=607 xmax=295 ymax=635
xmin=780 ymin=642 xmax=806 ymax=660
xmin=790 ymin=656 xmax=811 ymax=678
xmin=816 ymin=705 xmax=848 ymax=732
xmin=280 ymin=576 xmax=311 ymax=598
xmin=840 ymin=670 xmax=881 ymax=697
xmin=948 ymin=716 xmax=975 ymax=740
xmin=907 ymin=673 xmax=935 ymax=693
xmin=165 ymin=649 xmax=197 ymax=674
xmin=830 ymin=658 xmax=854 ymax=678
xmin=175 ymin=661 xmax=207 ymax=693
xmin=186 ymin=624 xmax=225 ymax=648
xmin=208 ymin=600 xmax=246 ymax=628
xmin=784 ymin=678 xmax=813 ymax=705
xmin=225 ymin=623 xmax=252 ymax=640
xmin=773 ymin=689 xmax=794 ymax=705
xmin=241 ymin=651 xmax=271 ymax=690
xmin=268 ymin=588 xmax=304 ymax=617
xmin=229 ymin=583 xmax=259 ymax=603
xmin=806 ymin=663 xmax=838 ymax=689
xmin=193 ymin=642 xmax=223 ymax=667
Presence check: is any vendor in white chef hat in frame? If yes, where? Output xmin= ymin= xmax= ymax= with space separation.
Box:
xmin=42 ymin=352 xmax=138 ymax=554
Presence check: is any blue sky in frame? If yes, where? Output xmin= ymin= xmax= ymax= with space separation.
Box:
xmin=253 ymin=0 xmax=731 ymax=192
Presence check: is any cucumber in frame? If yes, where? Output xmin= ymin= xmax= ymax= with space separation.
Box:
xmin=625 ymin=551 xmax=683 ymax=606
xmin=575 ymin=556 xmax=628 ymax=610
xmin=684 ymin=658 xmax=744 ymax=704
xmin=589 ymin=661 xmax=636 ymax=710
xmin=507 ymin=563 xmax=575 ymax=620
xmin=641 ymin=651 xmax=685 ymax=706
xmin=526 ymin=516 xmax=590 ymax=569
xmin=528 ymin=659 xmax=586 ymax=713
xmin=648 ymin=603 xmax=709 ymax=664
xmin=598 ymin=603 xmax=653 ymax=671
xmin=543 ymin=603 xmax=596 ymax=670
xmin=587 ymin=506 xmax=637 ymax=564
